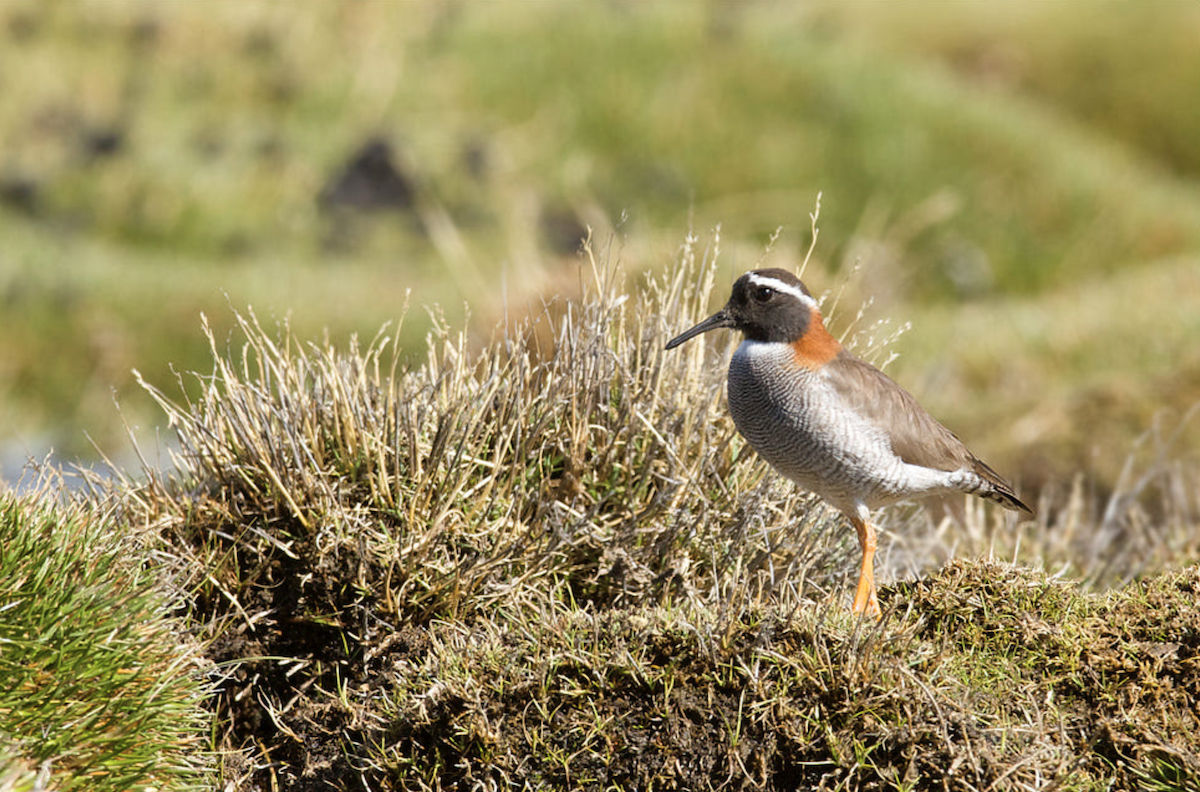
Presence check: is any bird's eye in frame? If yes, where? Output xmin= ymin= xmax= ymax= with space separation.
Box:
xmin=753 ymin=286 xmax=774 ymax=303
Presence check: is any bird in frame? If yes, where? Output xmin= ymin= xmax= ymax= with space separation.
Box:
xmin=665 ymin=268 xmax=1032 ymax=616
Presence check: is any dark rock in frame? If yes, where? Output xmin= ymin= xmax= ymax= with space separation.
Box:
xmin=318 ymin=138 xmax=416 ymax=213
xmin=541 ymin=205 xmax=588 ymax=255
xmin=0 ymin=176 xmax=39 ymax=215
xmin=81 ymin=126 xmax=125 ymax=161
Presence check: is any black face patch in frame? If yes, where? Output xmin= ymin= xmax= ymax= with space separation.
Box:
xmin=725 ymin=271 xmax=814 ymax=343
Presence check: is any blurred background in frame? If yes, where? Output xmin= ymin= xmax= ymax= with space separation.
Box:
xmin=2 ymin=0 xmax=1198 ymax=497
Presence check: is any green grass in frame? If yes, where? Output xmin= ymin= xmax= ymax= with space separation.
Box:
xmin=0 ymin=488 xmax=211 ymax=791
xmin=813 ymin=0 xmax=1200 ymax=179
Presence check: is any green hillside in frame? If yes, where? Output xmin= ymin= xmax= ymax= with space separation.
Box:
xmin=1 ymin=0 xmax=1198 ymax=489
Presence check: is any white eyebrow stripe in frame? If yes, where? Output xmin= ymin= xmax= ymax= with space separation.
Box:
xmin=747 ymin=272 xmax=818 ymax=308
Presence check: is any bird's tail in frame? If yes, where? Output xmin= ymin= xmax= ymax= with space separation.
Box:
xmin=972 ymin=458 xmax=1034 ymax=515
xmin=982 ymin=486 xmax=1034 ymax=515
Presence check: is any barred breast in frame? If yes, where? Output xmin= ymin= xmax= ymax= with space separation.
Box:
xmin=727 ymin=340 xmax=934 ymax=512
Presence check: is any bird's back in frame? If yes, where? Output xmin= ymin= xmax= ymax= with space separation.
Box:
xmin=825 ymin=350 xmax=1032 ymax=513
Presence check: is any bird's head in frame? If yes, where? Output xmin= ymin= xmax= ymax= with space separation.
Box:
xmin=665 ymin=268 xmax=822 ymax=348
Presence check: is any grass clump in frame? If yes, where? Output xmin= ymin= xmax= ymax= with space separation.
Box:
xmin=0 ymin=488 xmax=211 ymax=792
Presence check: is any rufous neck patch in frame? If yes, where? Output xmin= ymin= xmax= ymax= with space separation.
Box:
xmin=790 ymin=313 xmax=842 ymax=370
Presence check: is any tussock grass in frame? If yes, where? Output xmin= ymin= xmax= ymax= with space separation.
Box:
xmin=0 ymin=483 xmax=211 ymax=792
xmin=124 ymin=233 xmax=847 ymax=620
xmin=93 ymin=234 xmax=1200 ymax=790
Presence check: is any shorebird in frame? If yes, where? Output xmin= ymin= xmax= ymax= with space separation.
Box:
xmin=665 ymin=268 xmax=1032 ymax=616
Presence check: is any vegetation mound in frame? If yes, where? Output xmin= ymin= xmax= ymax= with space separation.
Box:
xmin=391 ymin=560 xmax=1200 ymax=791
xmin=65 ymin=239 xmax=1194 ymax=790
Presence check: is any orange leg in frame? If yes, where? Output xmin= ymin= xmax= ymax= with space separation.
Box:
xmin=850 ymin=516 xmax=881 ymax=617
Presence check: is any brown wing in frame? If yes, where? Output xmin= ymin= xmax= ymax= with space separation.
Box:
xmin=826 ymin=350 xmax=1032 ymax=513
